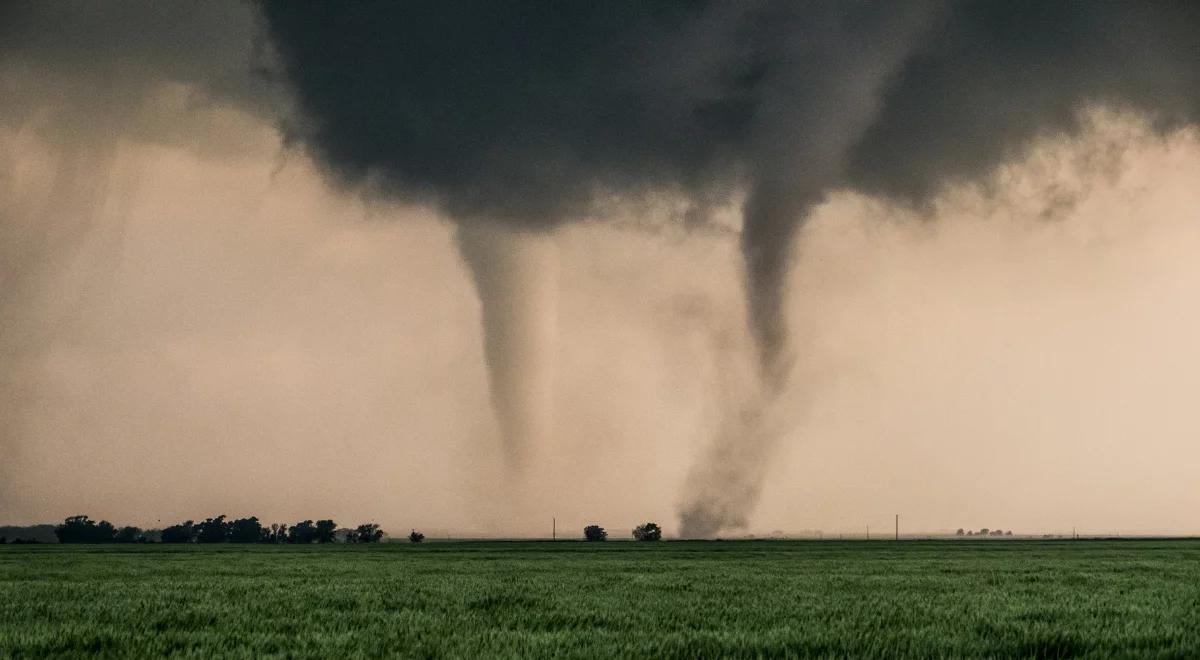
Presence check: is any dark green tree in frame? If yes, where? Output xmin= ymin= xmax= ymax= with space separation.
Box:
xmin=354 ymin=523 xmax=384 ymax=543
xmin=54 ymin=515 xmax=117 ymax=543
xmin=114 ymin=526 xmax=142 ymax=543
xmin=228 ymin=517 xmax=263 ymax=543
xmin=315 ymin=519 xmax=337 ymax=543
xmin=408 ymin=529 xmax=425 ymax=544
xmin=161 ymin=521 xmax=196 ymax=543
xmin=288 ymin=520 xmax=316 ymax=544
xmin=632 ymin=522 xmax=662 ymax=541
xmin=584 ymin=525 xmax=607 ymax=541
xmin=96 ymin=520 xmax=117 ymax=541
xmin=194 ymin=516 xmax=230 ymax=543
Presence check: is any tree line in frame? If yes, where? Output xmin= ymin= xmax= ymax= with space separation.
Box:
xmin=45 ymin=516 xmax=666 ymax=544
xmin=53 ymin=515 xmax=397 ymax=544
xmin=955 ymin=527 xmax=1013 ymax=537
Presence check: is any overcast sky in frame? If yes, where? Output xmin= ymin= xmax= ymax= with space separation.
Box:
xmin=2 ymin=2 xmax=1198 ymax=536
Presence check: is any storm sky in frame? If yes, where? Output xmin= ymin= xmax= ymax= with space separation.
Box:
xmin=1 ymin=1 xmax=1198 ymax=536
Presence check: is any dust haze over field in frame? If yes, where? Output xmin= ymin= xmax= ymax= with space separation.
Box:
xmin=2 ymin=2 xmax=1199 ymax=537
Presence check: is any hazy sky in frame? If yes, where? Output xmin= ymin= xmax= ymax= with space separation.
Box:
xmin=2 ymin=3 xmax=1198 ymax=537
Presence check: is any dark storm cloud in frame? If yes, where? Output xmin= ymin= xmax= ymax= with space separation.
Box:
xmin=0 ymin=0 xmax=273 ymax=130
xmin=261 ymin=0 xmax=1200 ymax=243
xmin=259 ymin=1 xmax=761 ymax=224
xmin=845 ymin=1 xmax=1200 ymax=203
xmin=260 ymin=1 xmax=1200 ymax=535
xmin=260 ymin=1 xmax=936 ymax=379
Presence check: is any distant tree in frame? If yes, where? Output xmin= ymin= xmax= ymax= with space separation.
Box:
xmin=283 ymin=520 xmax=316 ymax=544
xmin=161 ymin=521 xmax=196 ymax=544
xmin=55 ymin=515 xmax=117 ymax=543
xmin=259 ymin=523 xmax=284 ymax=543
xmin=289 ymin=521 xmax=315 ymax=544
xmin=314 ymin=520 xmax=337 ymax=544
xmin=354 ymin=523 xmax=384 ymax=543
xmin=978 ymin=528 xmax=989 ymax=536
xmin=584 ymin=525 xmax=607 ymax=542
xmin=632 ymin=522 xmax=662 ymax=542
xmin=408 ymin=529 xmax=425 ymax=544
xmin=955 ymin=528 xmax=965 ymax=536
xmin=114 ymin=526 xmax=142 ymax=543
xmin=55 ymin=515 xmax=90 ymax=543
xmin=1005 ymin=530 xmax=1013 ymax=536
xmin=228 ymin=517 xmax=263 ymax=543
xmin=193 ymin=516 xmax=230 ymax=543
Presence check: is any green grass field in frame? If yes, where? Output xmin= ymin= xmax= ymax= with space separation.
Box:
xmin=2 ymin=540 xmax=1198 ymax=658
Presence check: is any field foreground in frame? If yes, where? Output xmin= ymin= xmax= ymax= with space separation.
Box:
xmin=2 ymin=540 xmax=1198 ymax=658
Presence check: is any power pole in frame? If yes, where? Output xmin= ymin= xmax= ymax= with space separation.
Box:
xmin=895 ymin=514 xmax=899 ymax=541
xmin=552 ymin=517 xmax=556 ymax=541
xmin=866 ymin=524 xmax=870 ymax=540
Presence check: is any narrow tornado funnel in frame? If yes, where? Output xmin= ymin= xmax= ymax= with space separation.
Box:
xmin=456 ymin=223 xmax=559 ymax=470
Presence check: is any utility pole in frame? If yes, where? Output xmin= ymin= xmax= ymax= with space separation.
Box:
xmin=552 ymin=517 xmax=556 ymax=541
xmin=866 ymin=524 xmax=870 ymax=540
xmin=895 ymin=514 xmax=899 ymax=541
